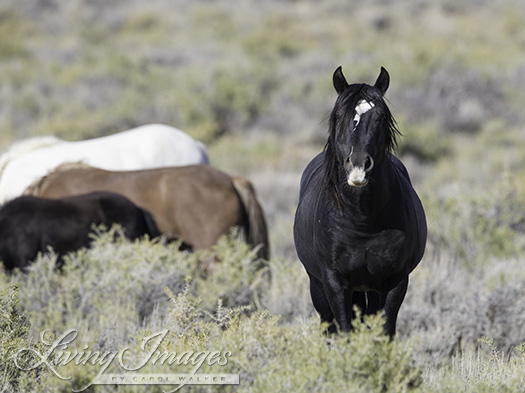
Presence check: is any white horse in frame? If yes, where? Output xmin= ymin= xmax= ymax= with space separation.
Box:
xmin=0 ymin=124 xmax=209 ymax=203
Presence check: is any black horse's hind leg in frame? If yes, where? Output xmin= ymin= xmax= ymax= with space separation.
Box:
xmin=309 ymin=275 xmax=337 ymax=333
xmin=383 ymin=276 xmax=409 ymax=337
xmin=346 ymin=291 xmax=365 ymax=324
xmin=364 ymin=291 xmax=384 ymax=315
xmin=346 ymin=291 xmax=382 ymax=325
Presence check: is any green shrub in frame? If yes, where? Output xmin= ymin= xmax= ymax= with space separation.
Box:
xmin=396 ymin=119 xmax=451 ymax=162
xmin=172 ymin=65 xmax=274 ymax=142
xmin=119 ymin=12 xmax=167 ymax=40
xmin=0 ymin=283 xmax=44 ymax=392
xmin=2 ymin=227 xmax=525 ymax=392
xmin=0 ymin=9 xmax=31 ymax=59
xmin=132 ymin=289 xmax=423 ymax=393
xmin=421 ymin=338 xmax=525 ymax=393
xmin=423 ymin=167 xmax=525 ymax=267
xmin=191 ymin=6 xmax=238 ymax=43
xmin=0 ymin=229 xmax=424 ymax=393
xmin=242 ymin=13 xmax=317 ymax=61
xmin=3 ymin=227 xmax=266 ymax=339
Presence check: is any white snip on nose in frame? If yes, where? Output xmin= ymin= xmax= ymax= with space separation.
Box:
xmin=353 ymin=100 xmax=375 ymax=128
xmin=347 ymin=167 xmax=367 ymax=187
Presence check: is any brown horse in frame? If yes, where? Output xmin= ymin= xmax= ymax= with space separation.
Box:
xmin=25 ymin=164 xmax=270 ymax=260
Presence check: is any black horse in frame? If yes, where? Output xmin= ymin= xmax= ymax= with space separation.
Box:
xmin=294 ymin=66 xmax=427 ymax=336
xmin=0 ymin=191 xmax=160 ymax=271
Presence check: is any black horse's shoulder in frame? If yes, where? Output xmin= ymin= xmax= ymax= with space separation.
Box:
xmin=365 ymin=229 xmax=406 ymax=276
xmin=388 ymin=154 xmax=413 ymax=186
xmin=299 ymin=152 xmax=325 ymax=197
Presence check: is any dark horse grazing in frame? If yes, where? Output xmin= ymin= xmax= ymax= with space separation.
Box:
xmin=294 ymin=66 xmax=427 ymax=336
xmin=25 ymin=164 xmax=270 ymax=260
xmin=0 ymin=191 xmax=160 ymax=271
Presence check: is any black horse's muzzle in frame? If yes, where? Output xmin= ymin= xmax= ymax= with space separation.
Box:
xmin=346 ymin=153 xmax=374 ymax=187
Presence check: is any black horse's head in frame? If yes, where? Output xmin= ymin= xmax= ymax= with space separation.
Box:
xmin=325 ymin=66 xmax=400 ymax=191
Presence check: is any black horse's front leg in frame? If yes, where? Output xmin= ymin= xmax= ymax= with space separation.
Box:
xmin=322 ymin=268 xmax=352 ymax=332
xmin=382 ymin=275 xmax=409 ymax=337
xmin=308 ymin=273 xmax=336 ymax=333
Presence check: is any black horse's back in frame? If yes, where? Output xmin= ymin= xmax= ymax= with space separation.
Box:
xmin=294 ymin=67 xmax=427 ymax=336
xmin=0 ymin=192 xmax=160 ymax=272
xmin=96 ymin=192 xmax=161 ymax=239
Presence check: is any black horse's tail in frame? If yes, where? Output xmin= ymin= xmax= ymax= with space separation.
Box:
xmin=231 ymin=177 xmax=270 ymax=260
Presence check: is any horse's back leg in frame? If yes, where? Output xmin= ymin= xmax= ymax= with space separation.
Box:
xmin=364 ymin=291 xmax=384 ymax=315
xmin=347 ymin=291 xmax=365 ymax=323
xmin=345 ymin=291 xmax=383 ymax=325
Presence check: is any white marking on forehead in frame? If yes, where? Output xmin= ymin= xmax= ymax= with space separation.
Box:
xmin=353 ymin=99 xmax=375 ymax=128
xmin=355 ymin=99 xmax=375 ymax=115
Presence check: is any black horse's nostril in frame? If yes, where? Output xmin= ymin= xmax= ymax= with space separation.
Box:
xmin=364 ymin=156 xmax=374 ymax=172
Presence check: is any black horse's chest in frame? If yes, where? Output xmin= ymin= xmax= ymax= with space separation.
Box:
xmin=321 ymin=211 xmax=407 ymax=289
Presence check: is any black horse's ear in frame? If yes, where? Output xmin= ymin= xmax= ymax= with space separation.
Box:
xmin=333 ymin=66 xmax=348 ymax=95
xmin=374 ymin=66 xmax=390 ymax=95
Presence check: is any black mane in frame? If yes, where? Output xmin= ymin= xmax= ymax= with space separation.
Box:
xmin=323 ymin=84 xmax=401 ymax=198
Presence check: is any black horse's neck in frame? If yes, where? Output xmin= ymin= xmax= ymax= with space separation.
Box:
xmin=332 ymin=156 xmax=395 ymax=230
